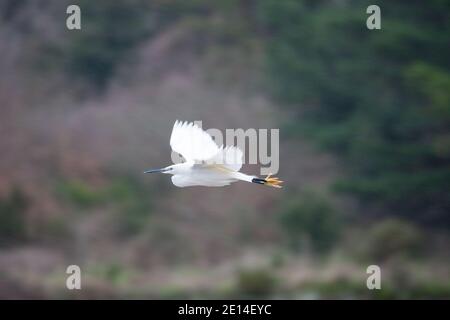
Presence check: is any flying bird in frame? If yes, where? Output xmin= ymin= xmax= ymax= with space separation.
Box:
xmin=144 ymin=120 xmax=282 ymax=188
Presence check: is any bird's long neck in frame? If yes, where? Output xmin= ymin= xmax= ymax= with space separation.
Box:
xmin=171 ymin=162 xmax=193 ymax=174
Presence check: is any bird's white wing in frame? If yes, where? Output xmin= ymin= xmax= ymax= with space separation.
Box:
xmin=170 ymin=120 xmax=220 ymax=162
xmin=208 ymin=146 xmax=243 ymax=172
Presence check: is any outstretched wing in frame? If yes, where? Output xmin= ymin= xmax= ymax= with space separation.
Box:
xmin=208 ymin=146 xmax=243 ymax=172
xmin=170 ymin=120 xmax=219 ymax=162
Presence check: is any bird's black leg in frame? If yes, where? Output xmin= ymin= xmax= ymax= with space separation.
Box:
xmin=251 ymin=174 xmax=283 ymax=188
xmin=252 ymin=178 xmax=266 ymax=185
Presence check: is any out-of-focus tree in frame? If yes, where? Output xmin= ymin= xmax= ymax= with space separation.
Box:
xmin=259 ymin=0 xmax=450 ymax=225
xmin=0 ymin=189 xmax=28 ymax=247
xmin=279 ymin=191 xmax=342 ymax=253
xmin=63 ymin=0 xmax=153 ymax=88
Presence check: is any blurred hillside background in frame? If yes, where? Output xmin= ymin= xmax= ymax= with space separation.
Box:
xmin=0 ymin=0 xmax=449 ymax=299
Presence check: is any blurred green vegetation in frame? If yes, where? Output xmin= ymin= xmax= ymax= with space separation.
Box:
xmin=58 ymin=180 xmax=104 ymax=208
xmin=1 ymin=0 xmax=450 ymax=300
xmin=279 ymin=191 xmax=342 ymax=253
xmin=299 ymin=277 xmax=450 ymax=299
xmin=60 ymin=0 xmax=256 ymax=89
xmin=260 ymin=0 xmax=450 ymax=226
xmin=107 ymin=177 xmax=153 ymax=236
xmin=57 ymin=175 xmax=153 ymax=236
xmin=0 ymin=188 xmax=28 ymax=246
xmin=93 ymin=263 xmax=129 ymax=286
xmin=235 ymin=267 xmax=278 ymax=298
xmin=64 ymin=0 xmax=153 ymax=88
xmin=355 ymin=219 xmax=424 ymax=262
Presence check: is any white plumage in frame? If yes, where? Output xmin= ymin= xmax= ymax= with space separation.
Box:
xmin=170 ymin=120 xmax=221 ymax=162
xmin=144 ymin=120 xmax=282 ymax=188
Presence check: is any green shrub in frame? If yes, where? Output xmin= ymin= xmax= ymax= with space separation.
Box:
xmin=299 ymin=278 xmax=397 ymax=299
xmin=410 ymin=281 xmax=450 ymax=299
xmin=57 ymin=175 xmax=152 ymax=236
xmin=40 ymin=217 xmax=71 ymax=242
xmin=235 ymin=268 xmax=277 ymax=298
xmin=57 ymin=180 xmax=103 ymax=208
xmin=64 ymin=0 xmax=153 ymax=88
xmin=0 ymin=188 xmax=28 ymax=246
xmin=107 ymin=177 xmax=153 ymax=236
xmin=362 ymin=218 xmax=423 ymax=262
xmin=259 ymin=0 xmax=450 ymax=224
xmin=279 ymin=192 xmax=342 ymax=253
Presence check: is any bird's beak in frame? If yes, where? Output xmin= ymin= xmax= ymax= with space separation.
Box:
xmin=143 ymin=168 xmax=169 ymax=174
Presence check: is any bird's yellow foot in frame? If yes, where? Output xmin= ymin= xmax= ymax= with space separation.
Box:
xmin=263 ymin=174 xmax=283 ymax=188
xmin=251 ymin=174 xmax=283 ymax=188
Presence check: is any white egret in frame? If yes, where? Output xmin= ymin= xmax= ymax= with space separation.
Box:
xmin=144 ymin=120 xmax=282 ymax=188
